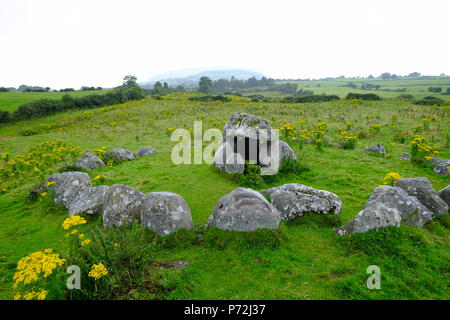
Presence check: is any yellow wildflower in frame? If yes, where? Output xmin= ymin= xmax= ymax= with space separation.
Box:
xmin=81 ymin=239 xmax=92 ymax=246
xmin=88 ymin=263 xmax=108 ymax=280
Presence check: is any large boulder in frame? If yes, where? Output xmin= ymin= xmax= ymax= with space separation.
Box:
xmin=141 ymin=192 xmax=193 ymax=236
xmin=106 ymin=148 xmax=135 ymax=161
xmin=137 ymin=147 xmax=157 ymax=157
xmin=73 ymin=152 xmax=105 ymax=171
xmin=434 ymin=160 xmax=449 ymax=176
xmin=438 ymin=185 xmax=450 ymax=208
xmin=46 ymin=172 xmax=92 ymax=208
xmin=207 ymin=188 xmax=281 ymax=231
xmin=213 ymin=143 xmax=245 ymax=174
xmin=364 ymin=144 xmax=386 ymax=155
xmin=260 ymin=183 xmax=342 ymax=221
xmin=102 ymin=184 xmax=144 ymax=227
xmin=335 ymin=203 xmax=402 ymax=236
xmin=224 ymin=112 xmax=274 ymax=142
xmin=365 ymin=186 xmax=432 ymax=227
xmin=395 ymin=177 xmax=448 ymax=218
xmin=213 ymin=113 xmax=285 ymax=175
xmin=68 ymin=186 xmax=109 ymax=217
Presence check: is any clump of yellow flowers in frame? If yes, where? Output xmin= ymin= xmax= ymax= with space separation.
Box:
xmin=62 ymin=215 xmax=87 ymax=230
xmin=379 ymin=172 xmax=401 ymax=187
xmin=13 ymin=249 xmax=65 ymax=300
xmin=88 ymin=263 xmax=109 ymax=280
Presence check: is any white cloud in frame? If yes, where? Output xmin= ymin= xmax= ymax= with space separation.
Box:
xmin=0 ymin=0 xmax=448 ymax=89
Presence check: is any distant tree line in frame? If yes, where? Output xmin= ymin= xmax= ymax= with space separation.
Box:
xmin=198 ymin=76 xmax=276 ymax=94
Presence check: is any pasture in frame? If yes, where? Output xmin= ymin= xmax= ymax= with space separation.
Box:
xmin=277 ymin=77 xmax=450 ymax=100
xmin=0 ymin=93 xmax=449 ymax=300
xmin=0 ymin=90 xmax=111 ymax=112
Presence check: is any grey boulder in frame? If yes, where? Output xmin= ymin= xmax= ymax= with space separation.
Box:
xmin=433 ymin=160 xmax=449 ymax=176
xmin=68 ymin=186 xmax=109 ymax=217
xmin=141 ymin=192 xmax=193 ymax=236
xmin=365 ymin=186 xmax=433 ymax=227
xmin=207 ymin=187 xmax=281 ymax=231
xmin=261 ymin=183 xmax=342 ymax=221
xmin=102 ymin=184 xmax=144 ymax=227
xmin=73 ymin=152 xmax=105 ymax=171
xmin=279 ymin=141 xmax=297 ymax=162
xmin=106 ymin=148 xmax=135 ymax=161
xmin=137 ymin=147 xmax=157 ymax=157
xmin=438 ymin=185 xmax=450 ymax=208
xmin=400 ymin=153 xmax=411 ymax=160
xmin=427 ymin=157 xmax=443 ymax=167
xmin=224 ymin=112 xmax=274 ymax=141
xmin=46 ymin=172 xmax=92 ymax=208
xmin=335 ymin=203 xmax=402 ymax=235
xmin=212 ymin=142 xmax=245 ymax=174
xmin=395 ymin=177 xmax=448 ymax=218
xmin=364 ymin=144 xmax=386 ymax=155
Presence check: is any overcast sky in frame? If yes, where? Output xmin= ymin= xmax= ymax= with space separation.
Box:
xmin=0 ymin=0 xmax=449 ymax=89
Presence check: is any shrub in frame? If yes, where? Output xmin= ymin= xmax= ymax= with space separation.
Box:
xmin=428 ymin=86 xmax=442 ymax=93
xmin=188 ymin=95 xmax=231 ymax=103
xmin=397 ymin=94 xmax=413 ymax=100
xmin=346 ymin=92 xmax=381 ymax=101
xmin=12 ymin=86 xmax=145 ymax=121
xmin=280 ymin=95 xmax=339 ymax=103
xmin=0 ymin=111 xmax=11 ymax=123
xmin=414 ymin=96 xmax=448 ymax=106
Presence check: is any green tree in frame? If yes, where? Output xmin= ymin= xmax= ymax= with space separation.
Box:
xmin=123 ymin=75 xmax=138 ymax=87
xmin=199 ymin=76 xmax=213 ymax=93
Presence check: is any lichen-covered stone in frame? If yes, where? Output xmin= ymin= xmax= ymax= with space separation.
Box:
xmin=137 ymin=147 xmax=157 ymax=157
xmin=395 ymin=177 xmax=448 ymax=218
xmin=261 ymin=183 xmax=342 ymax=221
xmin=69 ymin=186 xmax=109 ymax=217
xmin=365 ymin=186 xmax=432 ymax=227
xmin=335 ymin=203 xmax=402 ymax=235
xmin=224 ymin=113 xmax=274 ymax=141
xmin=400 ymin=152 xmax=411 ymax=160
xmin=106 ymin=148 xmax=135 ymax=161
xmin=437 ymin=185 xmax=450 ymax=208
xmin=364 ymin=144 xmax=386 ymax=155
xmin=141 ymin=192 xmax=193 ymax=236
xmin=433 ymin=160 xmax=449 ymax=176
xmin=207 ymin=188 xmax=281 ymax=231
xmin=46 ymin=172 xmax=92 ymax=208
xmin=102 ymin=184 xmax=144 ymax=227
xmin=279 ymin=141 xmax=297 ymax=162
xmin=73 ymin=152 xmax=105 ymax=171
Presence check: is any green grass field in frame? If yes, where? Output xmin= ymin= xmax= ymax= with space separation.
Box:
xmin=277 ymin=77 xmax=450 ymax=100
xmin=0 ymin=93 xmax=449 ymax=300
xmin=0 ymin=90 xmax=111 ymax=112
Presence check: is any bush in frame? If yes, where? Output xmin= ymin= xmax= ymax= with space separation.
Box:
xmin=188 ymin=95 xmax=231 ymax=103
xmin=397 ymin=94 xmax=413 ymax=100
xmin=428 ymin=86 xmax=442 ymax=93
xmin=346 ymin=92 xmax=381 ymax=101
xmin=280 ymin=95 xmax=340 ymax=103
xmin=12 ymin=86 xmax=145 ymax=121
xmin=414 ymin=96 xmax=448 ymax=106
xmin=0 ymin=111 xmax=11 ymax=123
xmin=66 ymin=222 xmax=185 ymax=300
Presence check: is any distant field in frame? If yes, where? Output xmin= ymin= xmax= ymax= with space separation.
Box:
xmin=277 ymin=77 xmax=450 ymax=101
xmin=0 ymin=90 xmax=112 ymax=112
